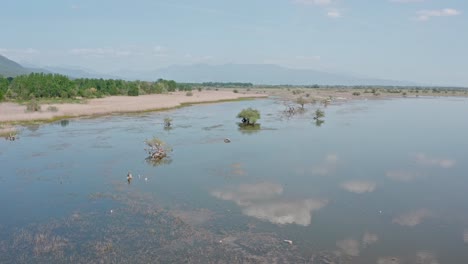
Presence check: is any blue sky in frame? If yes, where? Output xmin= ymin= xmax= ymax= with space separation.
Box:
xmin=0 ymin=0 xmax=466 ymax=86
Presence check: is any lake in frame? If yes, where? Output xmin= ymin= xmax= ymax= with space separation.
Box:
xmin=1 ymin=97 xmax=467 ymax=263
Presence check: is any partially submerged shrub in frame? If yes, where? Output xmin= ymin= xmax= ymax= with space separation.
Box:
xmin=237 ymin=108 xmax=260 ymax=126
xmin=164 ymin=117 xmax=172 ymax=128
xmin=314 ymin=109 xmax=325 ymax=120
xmin=144 ymin=137 xmax=172 ymax=164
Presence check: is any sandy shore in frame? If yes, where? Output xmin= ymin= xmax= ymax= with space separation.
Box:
xmin=0 ymin=90 xmax=267 ymax=123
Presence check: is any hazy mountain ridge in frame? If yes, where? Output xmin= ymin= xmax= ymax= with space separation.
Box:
xmin=118 ymin=64 xmax=419 ymax=86
xmin=2 ymin=54 xmax=419 ymax=86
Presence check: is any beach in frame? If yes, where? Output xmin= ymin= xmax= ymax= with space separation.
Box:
xmin=0 ymin=90 xmax=267 ymax=123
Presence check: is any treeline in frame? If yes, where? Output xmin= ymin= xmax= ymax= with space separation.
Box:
xmin=0 ymin=73 xmax=186 ymax=101
xmin=200 ymin=82 xmax=253 ymax=88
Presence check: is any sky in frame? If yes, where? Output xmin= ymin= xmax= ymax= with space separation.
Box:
xmin=0 ymin=0 xmax=466 ymax=86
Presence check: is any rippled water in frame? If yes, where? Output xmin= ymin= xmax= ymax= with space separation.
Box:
xmin=1 ymin=97 xmax=468 ymax=263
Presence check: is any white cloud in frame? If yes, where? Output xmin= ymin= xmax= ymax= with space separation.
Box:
xmin=416 ymin=8 xmax=461 ymax=21
xmin=390 ymin=0 xmax=425 ymax=3
xmin=327 ymin=10 xmax=341 ymax=18
xmin=294 ymin=0 xmax=332 ymax=6
xmin=336 ymin=239 xmax=360 ymax=256
xmin=341 ymin=181 xmax=376 ymax=194
xmin=211 ymin=183 xmax=327 ymax=226
xmin=153 ymin=45 xmax=168 ymax=57
xmin=0 ymin=48 xmax=39 ymax=56
xmin=69 ymin=48 xmax=132 ymax=57
xmin=413 ymin=153 xmax=456 ymax=168
xmin=392 ymin=209 xmax=431 ymax=227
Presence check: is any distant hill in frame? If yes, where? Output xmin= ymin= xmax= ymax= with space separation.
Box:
xmin=43 ymin=66 xmax=121 ymax=80
xmin=0 ymin=54 xmax=31 ymax=77
xmin=118 ymin=63 xmax=418 ymax=86
xmin=0 ymin=54 xmax=50 ymax=77
xmin=2 ymin=54 xmax=419 ymax=86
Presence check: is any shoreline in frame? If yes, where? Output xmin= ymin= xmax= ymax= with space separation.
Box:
xmin=0 ymin=91 xmax=267 ymax=126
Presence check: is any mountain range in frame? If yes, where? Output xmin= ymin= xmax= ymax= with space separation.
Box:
xmin=1 ymin=54 xmax=418 ymax=86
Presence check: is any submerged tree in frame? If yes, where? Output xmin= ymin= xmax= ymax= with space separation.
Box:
xmin=144 ymin=137 xmax=172 ymax=164
xmin=314 ymin=109 xmax=325 ymax=120
xmin=296 ymin=96 xmax=308 ymax=110
xmin=237 ymin=108 xmax=260 ymax=126
xmin=163 ymin=117 xmax=172 ymax=129
xmin=313 ymin=109 xmax=325 ymax=127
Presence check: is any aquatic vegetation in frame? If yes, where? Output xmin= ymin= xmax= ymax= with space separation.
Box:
xmin=163 ymin=117 xmax=172 ymax=129
xmin=237 ymin=108 xmax=260 ymax=126
xmin=144 ymin=137 xmax=172 ymax=164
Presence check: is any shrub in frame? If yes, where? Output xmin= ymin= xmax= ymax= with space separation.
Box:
xmin=352 ymin=92 xmax=361 ymax=96
xmin=186 ymin=91 xmax=193 ymax=96
xmin=164 ymin=117 xmax=172 ymax=128
xmin=233 ymin=89 xmax=239 ymax=93
xmin=197 ymin=87 xmax=202 ymax=92
xmin=26 ymin=98 xmax=41 ymax=112
xmin=237 ymin=108 xmax=260 ymax=125
xmin=47 ymin=106 xmax=59 ymax=112
xmin=128 ymin=86 xmax=139 ymax=96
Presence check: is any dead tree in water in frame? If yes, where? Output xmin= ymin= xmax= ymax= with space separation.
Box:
xmin=144 ymin=137 xmax=172 ymax=161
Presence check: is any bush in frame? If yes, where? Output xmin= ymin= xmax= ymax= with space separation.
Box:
xmin=26 ymin=98 xmax=41 ymax=112
xmin=237 ymin=108 xmax=260 ymax=125
xmin=47 ymin=106 xmax=59 ymax=112
xmin=186 ymin=91 xmax=193 ymax=96
xmin=233 ymin=89 xmax=239 ymax=93
xmin=197 ymin=87 xmax=202 ymax=92
xmin=352 ymin=92 xmax=361 ymax=96
xmin=314 ymin=109 xmax=325 ymax=119
xmin=128 ymin=86 xmax=139 ymax=96
xmin=164 ymin=117 xmax=172 ymax=128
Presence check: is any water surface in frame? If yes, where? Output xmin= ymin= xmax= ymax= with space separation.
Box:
xmin=1 ymin=97 xmax=467 ymax=263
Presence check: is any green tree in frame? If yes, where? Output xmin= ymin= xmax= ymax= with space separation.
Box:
xmin=237 ymin=108 xmax=261 ymax=126
xmin=296 ymin=96 xmax=308 ymax=109
xmin=314 ymin=109 xmax=325 ymax=120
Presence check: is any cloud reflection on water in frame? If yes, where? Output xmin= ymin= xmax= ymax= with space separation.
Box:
xmin=392 ymin=209 xmax=431 ymax=227
xmin=413 ymin=153 xmax=456 ymax=168
xmin=311 ymin=154 xmax=339 ymax=176
xmin=335 ymin=232 xmax=379 ymax=257
xmin=211 ymin=182 xmax=283 ymax=206
xmin=211 ymin=183 xmax=327 ymax=226
xmin=341 ymin=181 xmax=376 ymax=193
xmin=242 ymin=199 xmax=327 ymax=226
xmin=385 ymin=170 xmax=421 ymax=182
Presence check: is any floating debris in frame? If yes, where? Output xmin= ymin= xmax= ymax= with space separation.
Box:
xmin=283 ymin=240 xmax=293 ymax=245
xmin=127 ymin=172 xmax=133 ymax=183
xmin=224 ymin=138 xmax=231 ymax=143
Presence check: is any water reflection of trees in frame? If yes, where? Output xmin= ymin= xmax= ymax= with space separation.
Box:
xmin=60 ymin=120 xmax=70 ymax=127
xmin=238 ymin=124 xmax=261 ymax=135
xmin=145 ymin=156 xmax=173 ymax=167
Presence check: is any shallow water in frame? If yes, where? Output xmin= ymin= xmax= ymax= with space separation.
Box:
xmin=1 ymin=97 xmax=468 ymax=263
